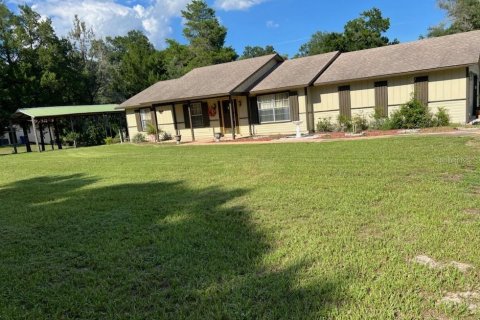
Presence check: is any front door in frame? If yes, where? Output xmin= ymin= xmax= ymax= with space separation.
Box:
xmin=220 ymin=100 xmax=239 ymax=133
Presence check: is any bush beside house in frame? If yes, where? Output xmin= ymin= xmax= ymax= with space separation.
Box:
xmin=316 ymin=98 xmax=451 ymax=133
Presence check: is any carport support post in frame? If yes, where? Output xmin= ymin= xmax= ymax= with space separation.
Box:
xmin=47 ymin=121 xmax=54 ymax=150
xmin=70 ymin=117 xmax=77 ymax=148
xmin=38 ymin=120 xmax=45 ymax=151
xmin=188 ymin=102 xmax=195 ymax=142
xmin=9 ymin=122 xmax=17 ymax=154
xmin=229 ymin=96 xmax=236 ymax=140
xmin=31 ymin=116 xmax=41 ymax=152
xmin=53 ymin=119 xmax=62 ymax=149
xmin=22 ymin=124 xmax=32 ymax=152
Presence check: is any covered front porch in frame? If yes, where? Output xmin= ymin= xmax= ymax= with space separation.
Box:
xmin=127 ymin=95 xmax=257 ymax=142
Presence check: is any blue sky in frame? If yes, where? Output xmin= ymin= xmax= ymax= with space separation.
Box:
xmin=7 ymin=0 xmax=448 ymax=57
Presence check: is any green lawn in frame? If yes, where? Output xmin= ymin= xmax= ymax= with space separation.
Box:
xmin=1 ymin=136 xmax=479 ymax=319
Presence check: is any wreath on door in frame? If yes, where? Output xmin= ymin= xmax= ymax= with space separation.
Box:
xmin=208 ymin=104 xmax=217 ymax=117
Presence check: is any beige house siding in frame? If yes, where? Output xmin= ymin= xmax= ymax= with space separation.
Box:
xmin=140 ymin=96 xmax=251 ymax=142
xmin=125 ymin=89 xmax=309 ymax=141
xmin=126 ymin=109 xmax=139 ymax=138
xmin=312 ymin=67 xmax=470 ymax=127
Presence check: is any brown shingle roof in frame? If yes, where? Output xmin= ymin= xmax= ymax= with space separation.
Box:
xmin=120 ymin=54 xmax=281 ymax=108
xmin=315 ymin=30 xmax=480 ymax=85
xmin=251 ymin=51 xmax=340 ymax=94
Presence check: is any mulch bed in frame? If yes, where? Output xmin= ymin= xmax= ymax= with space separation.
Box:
xmin=317 ymin=127 xmax=456 ymax=139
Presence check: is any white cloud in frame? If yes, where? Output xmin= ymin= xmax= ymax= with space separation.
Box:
xmin=266 ymin=20 xmax=279 ymax=28
xmin=214 ymin=0 xmax=266 ymax=11
xmin=7 ymin=0 xmax=268 ymax=47
xmin=8 ymin=0 xmax=190 ymax=48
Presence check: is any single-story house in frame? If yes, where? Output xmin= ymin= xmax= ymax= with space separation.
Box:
xmin=120 ymin=30 xmax=480 ymax=141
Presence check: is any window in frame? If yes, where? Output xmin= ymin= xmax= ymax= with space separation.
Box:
xmin=139 ymin=108 xmax=151 ymax=131
xmin=257 ymin=92 xmax=290 ymax=123
xmin=190 ymin=102 xmax=204 ymax=128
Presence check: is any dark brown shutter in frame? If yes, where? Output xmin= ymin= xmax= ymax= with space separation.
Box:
xmin=249 ymin=96 xmax=260 ymax=124
xmin=135 ymin=110 xmax=142 ymax=131
xmin=289 ymin=92 xmax=300 ymax=121
xmin=374 ymin=81 xmax=388 ymax=117
xmin=183 ymin=104 xmax=190 ymax=128
xmin=338 ymin=85 xmax=351 ymax=119
xmin=201 ymin=102 xmax=210 ymax=127
xmin=414 ymin=76 xmax=429 ymax=105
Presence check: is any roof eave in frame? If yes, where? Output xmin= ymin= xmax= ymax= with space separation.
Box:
xmin=230 ymin=53 xmax=284 ymax=94
xmin=314 ymin=63 xmax=474 ymax=86
xmin=250 ymin=84 xmax=308 ymax=95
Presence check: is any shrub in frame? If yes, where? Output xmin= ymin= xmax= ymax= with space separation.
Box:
xmin=369 ymin=108 xmax=392 ymax=130
xmin=62 ymin=131 xmax=80 ymax=145
xmin=352 ymin=114 xmax=369 ymax=132
xmin=433 ymin=107 xmax=450 ymax=127
xmin=159 ymin=132 xmax=172 ymax=141
xmin=337 ymin=115 xmax=352 ymax=132
xmin=146 ymin=123 xmax=158 ymax=136
xmin=316 ymin=117 xmax=335 ymax=132
xmin=104 ymin=136 xmax=120 ymax=145
xmin=131 ymin=133 xmax=146 ymax=143
xmin=388 ymin=98 xmax=433 ymax=129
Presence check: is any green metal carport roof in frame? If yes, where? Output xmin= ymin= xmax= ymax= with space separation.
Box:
xmin=12 ymin=104 xmax=122 ymax=119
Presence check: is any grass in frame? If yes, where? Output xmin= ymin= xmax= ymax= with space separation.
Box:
xmin=1 ymin=135 xmax=479 ymax=319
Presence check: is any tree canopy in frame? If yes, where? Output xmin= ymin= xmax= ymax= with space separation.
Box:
xmin=427 ymin=0 xmax=480 ymax=37
xmin=0 ymin=0 xmax=238 ymax=135
xmin=240 ymin=45 xmax=276 ymax=59
xmin=297 ymin=8 xmax=398 ymax=57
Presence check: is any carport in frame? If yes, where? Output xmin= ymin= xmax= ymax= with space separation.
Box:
xmin=10 ymin=104 xmax=126 ymax=153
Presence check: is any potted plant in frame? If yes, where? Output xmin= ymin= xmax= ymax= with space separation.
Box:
xmin=146 ymin=123 xmax=158 ymax=142
xmin=174 ymin=134 xmax=182 ymax=144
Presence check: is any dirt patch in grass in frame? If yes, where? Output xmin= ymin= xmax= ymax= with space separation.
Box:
xmin=441 ymin=173 xmax=463 ymax=182
xmin=357 ymin=225 xmax=384 ymax=240
xmin=470 ymin=186 xmax=480 ymax=196
xmin=412 ymin=255 xmax=442 ymax=269
xmin=439 ymin=291 xmax=480 ymax=312
xmin=465 ymin=208 xmax=480 ymax=215
xmin=465 ymin=138 xmax=480 ymax=149
xmin=411 ymin=255 xmax=474 ymax=272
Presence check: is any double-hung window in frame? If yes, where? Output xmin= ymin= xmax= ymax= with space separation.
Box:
xmin=190 ymin=102 xmax=204 ymax=128
xmin=139 ymin=108 xmax=151 ymax=131
xmin=257 ymin=92 xmax=290 ymax=123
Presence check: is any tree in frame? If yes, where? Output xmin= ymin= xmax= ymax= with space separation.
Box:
xmin=297 ymin=32 xmax=343 ymax=57
xmin=0 ymin=4 xmax=77 ymax=133
xmin=240 ymin=45 xmax=275 ymax=59
xmin=162 ymin=39 xmax=195 ymax=79
xmin=342 ymin=8 xmax=398 ymax=52
xmin=180 ymin=0 xmax=237 ymax=70
xmin=68 ymin=16 xmax=108 ymax=104
xmin=297 ymin=7 xmax=397 ymax=57
xmin=105 ymin=31 xmax=166 ymax=101
xmin=427 ymin=0 xmax=480 ymax=37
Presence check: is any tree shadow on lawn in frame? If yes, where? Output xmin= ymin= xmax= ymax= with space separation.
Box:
xmin=0 ymin=174 xmax=347 ymax=319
